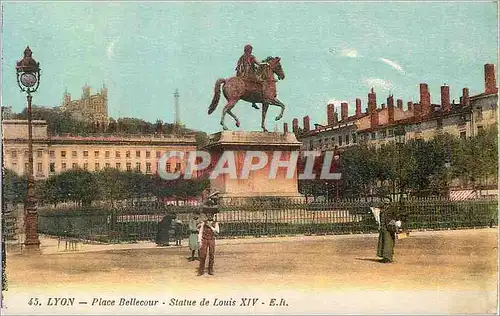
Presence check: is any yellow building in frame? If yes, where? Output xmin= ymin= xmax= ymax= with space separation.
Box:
xmin=294 ymin=63 xmax=498 ymax=151
xmin=2 ymin=120 xmax=197 ymax=180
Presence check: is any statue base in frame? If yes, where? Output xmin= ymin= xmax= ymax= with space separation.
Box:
xmin=203 ymin=131 xmax=303 ymax=204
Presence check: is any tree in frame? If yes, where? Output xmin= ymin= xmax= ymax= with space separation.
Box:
xmin=39 ymin=169 xmax=99 ymax=206
xmin=2 ymin=169 xmax=27 ymax=204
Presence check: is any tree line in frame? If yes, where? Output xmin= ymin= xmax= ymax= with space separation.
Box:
xmin=7 ymin=106 xmax=209 ymax=147
xmin=299 ymin=124 xmax=498 ymax=199
xmin=3 ymin=168 xmax=209 ymax=207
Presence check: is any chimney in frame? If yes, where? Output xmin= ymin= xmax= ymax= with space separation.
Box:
xmin=327 ymin=103 xmax=335 ymax=125
xmin=303 ymin=115 xmax=310 ymax=132
xmin=292 ymin=118 xmax=299 ymax=133
xmin=387 ymin=95 xmax=395 ymax=123
xmin=368 ymin=88 xmax=377 ymax=113
xmin=355 ymin=98 xmax=362 ymax=117
xmin=462 ymin=88 xmax=470 ymax=107
xmin=341 ymin=102 xmax=348 ymax=121
xmin=397 ymin=99 xmax=403 ymax=110
xmin=441 ymin=85 xmax=451 ymax=112
xmin=419 ymin=83 xmax=431 ymax=117
xmin=485 ymin=64 xmax=498 ymax=94
xmin=368 ymin=88 xmax=379 ymax=128
xmin=414 ymin=103 xmax=422 ymax=120
xmin=283 ymin=123 xmax=289 ymax=133
xmin=407 ymin=101 xmax=413 ymax=112
xmin=333 ymin=112 xmax=339 ymax=125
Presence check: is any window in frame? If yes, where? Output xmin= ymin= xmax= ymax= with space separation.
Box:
xmin=126 ymin=151 xmax=131 ymax=158
xmin=105 ymin=151 xmax=110 ymax=158
xmin=136 ymin=162 xmax=141 ymax=172
xmin=61 ymin=151 xmax=67 ymax=158
xmin=83 ymin=151 xmax=89 ymax=158
xmin=62 ymin=163 xmax=67 ymax=171
xmin=83 ymin=163 xmax=88 ymax=170
xmin=175 ymin=163 xmax=181 ymax=171
xmin=126 ymin=163 xmax=132 ymax=171
xmin=49 ymin=150 xmax=55 ymax=158
xmin=72 ymin=163 xmax=78 ymax=169
xmin=50 ymin=163 xmax=55 ymax=173
xmin=24 ymin=151 xmax=29 ymax=158
xmin=345 ymin=134 xmax=350 ymax=145
xmin=338 ymin=136 xmax=343 ymax=146
xmin=146 ymin=162 xmax=152 ymax=173
xmin=72 ymin=151 xmax=77 ymax=158
xmin=146 ymin=151 xmax=151 ymax=159
xmin=166 ymin=163 xmax=171 ymax=172
xmin=136 ymin=150 xmax=141 ymax=158
xmin=116 ymin=151 xmax=120 ymax=158
xmin=460 ymin=131 xmax=466 ymax=139
xmin=116 ymin=163 xmax=121 ymax=170
xmin=94 ymin=151 xmax=99 ymax=158
xmin=380 ymin=130 xmax=386 ymax=139
xmin=95 ymin=163 xmax=100 ymax=171
xmin=371 ymin=132 xmax=376 ymax=140
xmin=331 ymin=137 xmax=336 ymax=146
xmin=24 ymin=163 xmax=29 ymax=173
xmin=12 ymin=162 xmax=17 ymax=170
xmin=37 ymin=163 xmax=43 ymax=173
xmin=477 ymin=126 xmax=484 ymax=134
xmin=318 ymin=139 xmax=323 ymax=149
xmin=388 ymin=129 xmax=394 ymax=137
xmin=37 ymin=150 xmax=43 ymax=158
xmin=352 ymin=133 xmax=357 ymax=144
xmin=437 ymin=119 xmax=443 ymax=129
xmin=105 ymin=163 xmax=111 ymax=168
xmin=308 ymin=141 xmax=313 ymax=150
xmin=477 ymin=106 xmax=483 ymax=120
xmin=156 ymin=151 xmax=161 ymax=158
xmin=11 ymin=151 xmax=17 ymax=159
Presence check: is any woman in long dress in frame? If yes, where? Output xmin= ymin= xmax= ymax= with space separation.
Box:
xmin=188 ymin=214 xmax=201 ymax=261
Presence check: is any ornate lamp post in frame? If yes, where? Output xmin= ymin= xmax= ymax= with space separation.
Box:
xmin=16 ymin=46 xmax=41 ymax=252
xmin=394 ymin=125 xmax=406 ymax=201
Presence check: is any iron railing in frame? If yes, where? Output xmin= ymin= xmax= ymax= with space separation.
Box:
xmin=37 ymin=197 xmax=498 ymax=244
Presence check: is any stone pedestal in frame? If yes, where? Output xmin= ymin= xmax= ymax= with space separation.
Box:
xmin=204 ymin=131 xmax=303 ymax=203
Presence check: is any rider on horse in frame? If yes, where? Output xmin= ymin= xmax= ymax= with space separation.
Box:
xmin=236 ymin=44 xmax=262 ymax=109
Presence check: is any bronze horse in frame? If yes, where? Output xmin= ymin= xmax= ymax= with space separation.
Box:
xmin=208 ymin=56 xmax=286 ymax=132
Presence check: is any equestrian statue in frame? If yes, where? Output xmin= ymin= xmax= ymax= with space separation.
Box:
xmin=208 ymin=44 xmax=286 ymax=132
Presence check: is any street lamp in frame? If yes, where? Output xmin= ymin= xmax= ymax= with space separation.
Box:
xmin=394 ymin=125 xmax=406 ymax=201
xmin=16 ymin=46 xmax=41 ymax=252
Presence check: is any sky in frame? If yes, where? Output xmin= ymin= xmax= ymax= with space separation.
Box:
xmin=1 ymin=1 xmax=498 ymax=133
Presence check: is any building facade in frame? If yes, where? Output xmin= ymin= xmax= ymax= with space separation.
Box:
xmin=2 ymin=120 xmax=197 ymax=180
xmin=292 ymin=63 xmax=498 ymax=151
xmin=60 ymin=84 xmax=109 ymax=128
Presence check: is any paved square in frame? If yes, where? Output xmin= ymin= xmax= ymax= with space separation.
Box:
xmin=3 ymin=228 xmax=498 ymax=314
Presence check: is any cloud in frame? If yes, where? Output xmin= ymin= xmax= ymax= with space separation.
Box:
xmin=379 ymin=58 xmax=405 ymax=74
xmin=327 ymin=98 xmax=349 ymax=106
xmin=106 ymin=37 xmax=119 ymax=58
xmin=340 ymin=48 xmax=358 ymax=58
xmin=362 ymin=77 xmax=393 ymax=91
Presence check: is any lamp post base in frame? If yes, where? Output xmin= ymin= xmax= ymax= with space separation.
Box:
xmin=23 ymin=241 xmax=41 ymax=254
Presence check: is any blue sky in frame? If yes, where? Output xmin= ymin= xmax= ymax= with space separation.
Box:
xmin=1 ymin=2 xmax=497 ymax=133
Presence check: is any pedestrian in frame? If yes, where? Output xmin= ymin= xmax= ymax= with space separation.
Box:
xmin=156 ymin=212 xmax=175 ymax=247
xmin=188 ymin=213 xmax=201 ymax=261
xmin=197 ymin=207 xmax=220 ymax=276
xmin=174 ymin=218 xmax=183 ymax=246
xmin=376 ymin=202 xmax=402 ymax=263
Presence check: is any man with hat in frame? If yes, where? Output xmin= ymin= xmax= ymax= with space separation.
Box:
xmin=197 ymin=206 xmax=220 ymax=276
xmin=188 ymin=213 xmax=201 ymax=261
